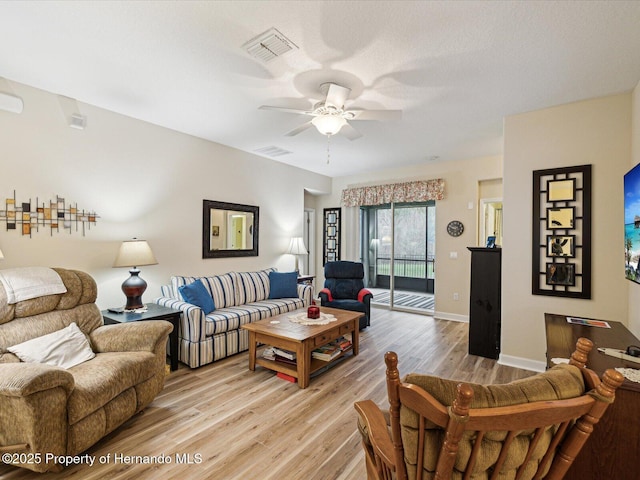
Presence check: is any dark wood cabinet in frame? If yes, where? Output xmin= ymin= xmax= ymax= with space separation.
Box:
xmin=468 ymin=247 xmax=501 ymax=359
xmin=545 ymin=313 xmax=640 ymax=480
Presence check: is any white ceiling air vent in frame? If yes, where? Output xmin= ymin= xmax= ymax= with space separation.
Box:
xmin=254 ymin=146 xmax=292 ymax=157
xmin=243 ymin=28 xmax=298 ymax=62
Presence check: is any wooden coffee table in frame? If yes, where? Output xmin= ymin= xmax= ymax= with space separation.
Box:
xmin=242 ymin=306 xmax=361 ymax=388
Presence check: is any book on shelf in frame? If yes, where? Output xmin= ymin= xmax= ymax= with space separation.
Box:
xmin=272 ymin=347 xmax=296 ymax=361
xmin=312 ymin=344 xmax=342 ymax=362
xmin=274 ymin=355 xmax=297 ymax=366
xmin=262 ymin=347 xmax=276 ymax=360
xmin=334 ymin=336 xmax=352 ymax=351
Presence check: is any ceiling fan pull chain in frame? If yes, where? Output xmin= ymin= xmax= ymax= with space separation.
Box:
xmin=326 ymin=134 xmax=331 ymax=164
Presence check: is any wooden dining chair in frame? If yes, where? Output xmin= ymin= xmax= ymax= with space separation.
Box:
xmin=354 ymin=338 xmax=623 ymax=480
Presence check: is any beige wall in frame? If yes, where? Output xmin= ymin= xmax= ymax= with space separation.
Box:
xmin=315 ymin=155 xmax=502 ymax=321
xmin=503 ymin=93 xmax=631 ymax=370
xmin=630 ymin=80 xmax=640 ymax=336
xmin=3 ymin=79 xmax=637 ymax=364
xmin=0 ymin=81 xmax=331 ymax=309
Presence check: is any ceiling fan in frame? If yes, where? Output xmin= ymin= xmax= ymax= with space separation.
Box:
xmin=259 ymin=82 xmax=402 ymax=140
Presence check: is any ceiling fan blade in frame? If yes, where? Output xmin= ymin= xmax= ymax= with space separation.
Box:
xmin=259 ymin=105 xmax=314 ymax=116
xmin=285 ymin=121 xmax=314 ymax=137
xmin=340 ymin=123 xmax=363 ymax=141
xmin=324 ymin=83 xmax=351 ymax=109
xmin=346 ymin=109 xmax=402 ymax=121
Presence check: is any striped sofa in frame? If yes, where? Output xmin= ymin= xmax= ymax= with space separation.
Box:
xmin=154 ymin=269 xmax=313 ymax=368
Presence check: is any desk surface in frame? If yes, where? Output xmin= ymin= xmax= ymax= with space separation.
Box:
xmin=545 ymin=312 xmax=640 ymax=393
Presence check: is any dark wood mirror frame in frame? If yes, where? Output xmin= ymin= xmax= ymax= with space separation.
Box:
xmin=532 ymin=164 xmax=591 ymax=298
xmin=202 ymin=200 xmax=259 ymax=258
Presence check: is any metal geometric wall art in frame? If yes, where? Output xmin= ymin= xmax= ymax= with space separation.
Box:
xmin=0 ymin=191 xmax=99 ymax=236
xmin=532 ymin=165 xmax=591 ymax=298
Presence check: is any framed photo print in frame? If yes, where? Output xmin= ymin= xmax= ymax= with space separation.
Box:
xmin=547 ymin=235 xmax=575 ymax=257
xmin=545 ymin=263 xmax=575 ymax=286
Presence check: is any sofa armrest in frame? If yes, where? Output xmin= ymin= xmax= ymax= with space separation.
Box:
xmin=318 ymin=288 xmax=333 ymax=303
xmin=154 ymin=296 xmax=208 ymax=342
xmin=0 ymin=363 xmax=74 ymax=398
xmin=0 ymin=364 xmax=74 ymax=472
xmin=358 ymin=288 xmax=373 ymax=304
xmin=297 ymin=283 xmax=313 ymax=306
xmin=90 ymin=321 xmax=172 ymax=353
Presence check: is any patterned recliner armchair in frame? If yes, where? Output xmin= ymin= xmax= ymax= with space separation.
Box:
xmin=319 ymin=261 xmax=372 ymax=330
xmin=0 ymin=268 xmax=172 ymax=473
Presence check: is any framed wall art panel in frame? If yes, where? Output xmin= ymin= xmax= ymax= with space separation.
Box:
xmin=323 ymin=207 xmax=341 ymax=265
xmin=532 ymin=165 xmax=591 ymax=298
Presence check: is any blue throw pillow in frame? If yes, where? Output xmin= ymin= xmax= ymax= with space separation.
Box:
xmin=179 ymin=280 xmax=215 ymax=314
xmin=268 ymin=271 xmax=298 ymax=299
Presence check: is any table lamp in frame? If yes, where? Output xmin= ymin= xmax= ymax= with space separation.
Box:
xmin=113 ymin=239 xmax=158 ymax=310
xmin=286 ymin=237 xmax=308 ymax=273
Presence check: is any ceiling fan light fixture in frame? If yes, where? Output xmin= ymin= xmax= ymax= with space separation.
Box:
xmin=311 ymin=114 xmax=346 ymax=136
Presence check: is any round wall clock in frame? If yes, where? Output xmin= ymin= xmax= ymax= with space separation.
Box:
xmin=447 ymin=220 xmax=464 ymax=237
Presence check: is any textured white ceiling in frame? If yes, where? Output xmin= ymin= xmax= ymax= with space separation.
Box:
xmin=1 ymin=1 xmax=639 ymax=177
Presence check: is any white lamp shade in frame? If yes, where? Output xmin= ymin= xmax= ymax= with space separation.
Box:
xmin=311 ymin=114 xmax=346 ymax=136
xmin=286 ymin=237 xmax=308 ymax=255
xmin=0 ymin=247 xmax=4 ymax=260
xmin=113 ymin=239 xmax=158 ymax=268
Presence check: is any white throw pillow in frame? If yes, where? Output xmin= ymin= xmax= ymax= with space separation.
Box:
xmin=8 ymin=322 xmax=95 ymax=369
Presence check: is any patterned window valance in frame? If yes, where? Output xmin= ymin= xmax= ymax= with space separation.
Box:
xmin=341 ymin=179 xmax=445 ymax=207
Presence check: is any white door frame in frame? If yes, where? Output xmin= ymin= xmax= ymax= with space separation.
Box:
xmin=303 ymin=209 xmax=315 ymax=276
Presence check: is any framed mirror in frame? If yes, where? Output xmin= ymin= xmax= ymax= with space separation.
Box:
xmin=547 ymin=235 xmax=575 ymax=257
xmin=202 ymin=200 xmax=259 ymax=258
xmin=546 ymin=207 xmax=574 ymax=229
xmin=547 ymin=178 xmax=576 ymax=202
xmin=532 ymin=164 xmax=591 ymax=298
xmin=323 ymin=207 xmax=341 ymax=264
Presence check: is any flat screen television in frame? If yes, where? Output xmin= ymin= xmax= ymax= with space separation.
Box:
xmin=625 ymin=162 xmax=640 ymax=283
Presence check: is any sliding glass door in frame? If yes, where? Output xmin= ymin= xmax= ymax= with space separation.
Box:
xmin=361 ymin=201 xmax=435 ymax=313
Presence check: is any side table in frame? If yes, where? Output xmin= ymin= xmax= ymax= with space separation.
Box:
xmin=297 ymin=275 xmax=314 ymax=285
xmin=102 ymin=303 xmax=181 ymax=371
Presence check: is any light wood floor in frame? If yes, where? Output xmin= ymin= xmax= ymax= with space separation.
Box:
xmin=0 ymin=308 xmax=533 ymax=480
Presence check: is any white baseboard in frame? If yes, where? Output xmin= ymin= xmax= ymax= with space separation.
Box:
xmin=434 ymin=311 xmax=469 ymax=323
xmin=498 ymin=354 xmax=546 ymax=373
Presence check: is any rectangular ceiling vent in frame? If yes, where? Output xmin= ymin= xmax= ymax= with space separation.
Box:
xmin=243 ymin=28 xmax=298 ymax=62
xmin=254 ymin=146 xmax=292 ymax=157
